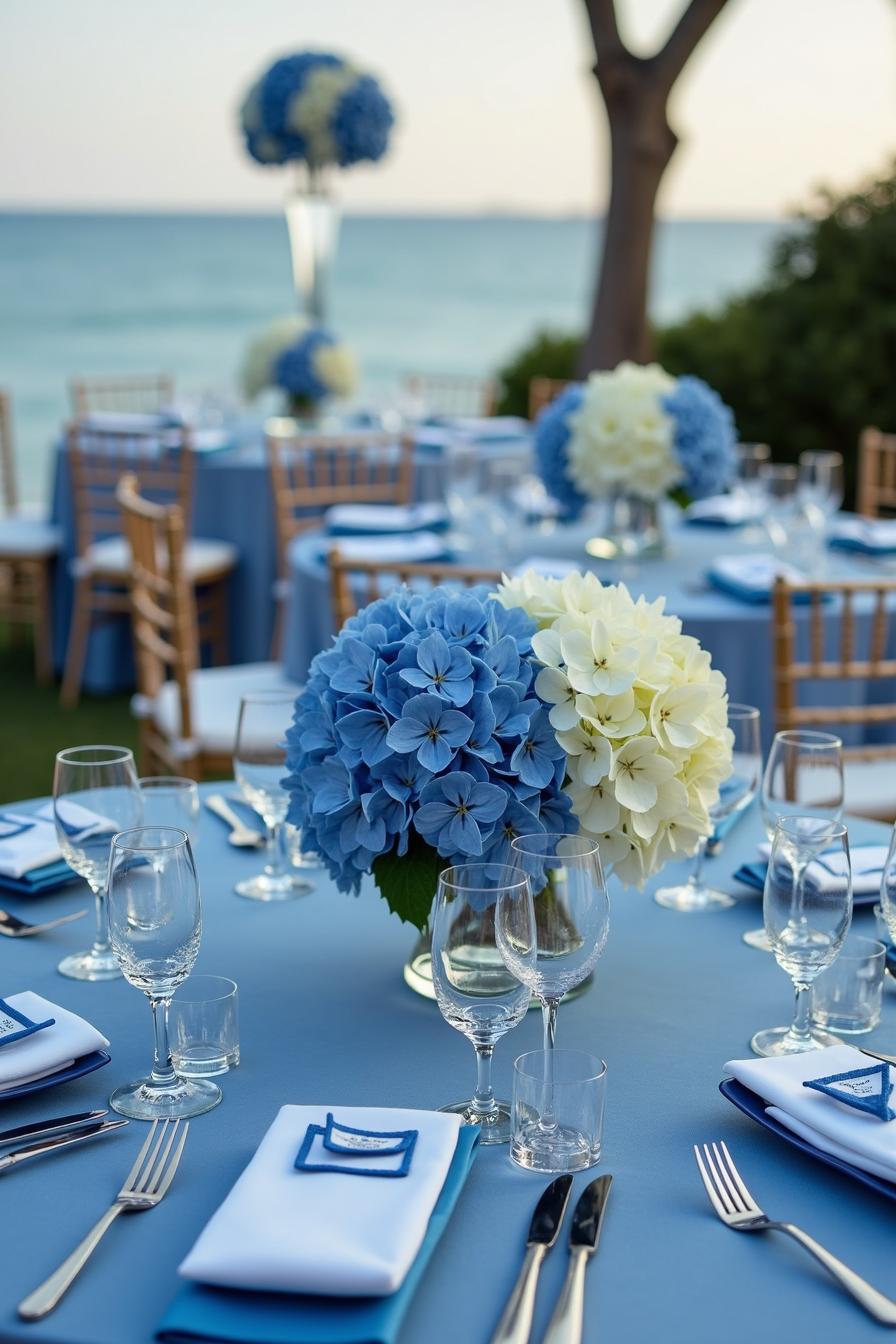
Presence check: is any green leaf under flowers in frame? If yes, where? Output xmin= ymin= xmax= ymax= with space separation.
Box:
xmin=373 ymin=840 xmax=444 ymax=931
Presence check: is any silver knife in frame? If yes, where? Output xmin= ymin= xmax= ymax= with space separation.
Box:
xmin=0 ymin=1110 xmax=108 ymax=1148
xmin=489 ymin=1175 xmax=573 ymax=1344
xmin=0 ymin=1120 xmax=128 ymax=1174
xmin=542 ymin=1175 xmax=613 ymax=1344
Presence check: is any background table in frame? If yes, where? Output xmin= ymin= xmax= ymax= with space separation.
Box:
xmin=2 ymin=786 xmax=896 ymax=1344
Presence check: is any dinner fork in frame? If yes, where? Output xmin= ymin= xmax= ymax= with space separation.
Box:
xmin=0 ymin=907 xmax=86 ymax=938
xmin=18 ymin=1117 xmax=188 ymax=1320
xmin=694 ymin=1141 xmax=896 ymax=1325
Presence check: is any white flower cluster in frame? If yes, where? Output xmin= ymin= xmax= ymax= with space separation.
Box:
xmin=497 ymin=569 xmax=733 ymax=887
xmin=242 ymin=316 xmax=308 ymax=400
xmin=568 ymin=361 xmax=680 ymax=502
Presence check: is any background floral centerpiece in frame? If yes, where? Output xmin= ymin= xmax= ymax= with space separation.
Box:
xmin=242 ymin=316 xmax=357 ymax=417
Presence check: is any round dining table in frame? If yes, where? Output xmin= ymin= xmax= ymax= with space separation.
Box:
xmin=1 ymin=784 xmax=895 ymax=1344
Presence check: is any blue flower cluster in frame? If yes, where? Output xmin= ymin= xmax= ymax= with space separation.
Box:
xmin=533 ymin=383 xmax=588 ymax=521
xmin=284 ymin=586 xmax=575 ymax=893
xmin=241 ymin=51 xmax=394 ymax=170
xmin=662 ymin=376 xmax=737 ymax=500
xmin=272 ymin=328 xmax=335 ymax=403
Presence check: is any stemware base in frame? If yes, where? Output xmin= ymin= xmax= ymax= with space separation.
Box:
xmin=57 ymin=947 xmax=122 ymax=982
xmin=110 ymin=1075 xmax=221 ymax=1120
xmin=234 ymin=871 xmax=312 ymax=901
xmin=439 ymin=1097 xmax=512 ymax=1145
xmin=743 ymin=928 xmax=773 ymax=952
xmin=654 ymin=883 xmax=735 ymax=913
xmin=750 ymin=1024 xmax=843 ymax=1058
xmin=510 ymin=1119 xmax=600 ymax=1173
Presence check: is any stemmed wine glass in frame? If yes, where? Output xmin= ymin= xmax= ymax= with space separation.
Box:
xmin=497 ymin=833 xmax=610 ymax=1171
xmin=798 ymin=450 xmax=844 ymax=521
xmin=751 ymin=816 xmax=852 ymax=1056
xmin=655 ymin=704 xmax=762 ymax=912
xmin=743 ymin=729 xmax=844 ymax=951
xmin=760 ymin=463 xmax=800 ymax=549
xmin=138 ymin=777 xmax=200 ymax=843
xmin=233 ymin=691 xmax=312 ymax=901
xmin=53 ymin=746 xmax=143 ymax=981
xmin=107 ymin=826 xmax=221 ymax=1118
xmin=430 ymin=864 xmax=530 ymax=1144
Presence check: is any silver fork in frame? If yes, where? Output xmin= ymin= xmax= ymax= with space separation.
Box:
xmin=18 ymin=1118 xmax=188 ymax=1321
xmin=0 ymin=907 xmax=86 ymax=938
xmin=694 ymin=1141 xmax=896 ymax=1325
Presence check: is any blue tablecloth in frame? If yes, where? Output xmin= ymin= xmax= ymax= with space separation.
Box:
xmin=1 ymin=786 xmax=896 ymax=1344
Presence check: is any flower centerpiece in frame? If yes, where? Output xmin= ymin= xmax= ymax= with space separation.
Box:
xmin=284 ymin=571 xmax=732 ymax=938
xmin=242 ymin=316 xmax=357 ymax=418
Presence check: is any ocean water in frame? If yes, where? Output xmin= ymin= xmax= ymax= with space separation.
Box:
xmin=0 ymin=211 xmax=783 ymax=502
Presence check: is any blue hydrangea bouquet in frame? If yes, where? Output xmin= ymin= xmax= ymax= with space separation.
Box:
xmin=242 ymin=316 xmax=357 ymax=416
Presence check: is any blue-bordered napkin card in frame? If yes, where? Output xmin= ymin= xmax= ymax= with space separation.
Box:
xmin=804 ymin=1063 xmax=896 ymax=1121
xmin=0 ymin=997 xmax=55 ymax=1048
xmin=295 ymin=1113 xmax=418 ymax=1177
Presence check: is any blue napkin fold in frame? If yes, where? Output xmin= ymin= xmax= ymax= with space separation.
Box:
xmin=156 ymin=1125 xmax=479 ymax=1344
xmin=0 ymin=859 xmax=76 ymax=896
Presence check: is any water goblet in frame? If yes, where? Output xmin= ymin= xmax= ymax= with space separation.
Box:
xmin=736 ymin=442 xmax=771 ymax=503
xmin=430 ymin=864 xmax=531 ymax=1144
xmin=233 ymin=691 xmax=312 ymax=901
xmin=879 ymin=822 xmax=896 ymax=945
xmin=743 ymin=729 xmax=844 ymax=950
xmin=750 ymin=816 xmax=852 ymax=1056
xmin=107 ymin=826 xmax=221 ymax=1118
xmin=760 ymin=462 xmax=800 ymax=549
xmin=655 ymin=704 xmax=761 ymax=912
xmin=53 ymin=745 xmax=143 ymax=981
xmin=798 ymin=450 xmax=845 ymax=520
xmin=497 ymin=834 xmax=610 ymax=1172
xmin=138 ymin=777 xmax=200 ymax=842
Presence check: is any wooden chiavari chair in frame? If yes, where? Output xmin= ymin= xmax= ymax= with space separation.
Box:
xmin=857 ymin=427 xmax=896 ymax=518
xmin=329 ymin=551 xmax=502 ymax=628
xmin=528 ymin=376 xmax=571 ymax=420
xmin=267 ymin=425 xmax=415 ymax=655
xmin=403 ymin=373 xmax=498 ymax=418
xmin=61 ymin=422 xmax=237 ymax=707
xmin=69 ymin=374 xmax=174 ymax=418
xmin=117 ymin=474 xmax=293 ymax=779
xmin=773 ymin=575 xmax=896 ymax=820
xmin=0 ymin=390 xmax=60 ymax=684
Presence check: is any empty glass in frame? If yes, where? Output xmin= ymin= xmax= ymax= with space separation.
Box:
xmin=511 ymin=1051 xmax=607 ymax=1173
xmin=497 ymin=834 xmax=610 ymax=1171
xmin=751 ymin=817 xmax=852 ymax=1057
xmin=430 ymin=863 xmax=530 ymax=1144
xmin=876 ymin=820 xmax=896 ymax=944
xmin=53 ymin=746 xmax=142 ymax=981
xmin=812 ymin=935 xmax=886 ymax=1035
xmin=655 ymin=705 xmax=761 ymax=912
xmin=138 ymin=777 xmax=200 ymax=842
xmin=798 ymin=450 xmax=845 ymax=520
xmin=107 ymin=826 xmax=221 ymax=1118
xmin=736 ymin=443 xmax=771 ymax=503
xmin=743 ymin=729 xmax=844 ymax=951
xmin=233 ymin=691 xmax=312 ymax=901
xmin=760 ymin=462 xmax=800 ymax=548
xmin=170 ymin=975 xmax=240 ymax=1076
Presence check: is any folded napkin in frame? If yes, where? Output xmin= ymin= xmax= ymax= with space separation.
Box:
xmin=828 ymin=517 xmax=896 ymax=556
xmin=440 ymin=415 xmax=529 ymax=443
xmin=0 ymin=811 xmax=62 ymax=879
xmin=733 ymin=842 xmax=885 ymax=902
xmin=707 ymin=554 xmax=808 ymax=603
xmin=511 ymin=557 xmax=580 ymax=579
xmin=0 ymin=860 xmax=77 ymax=897
xmin=158 ymin=1120 xmax=478 ymax=1344
xmin=686 ymin=495 xmax=764 ymax=527
xmin=325 ymin=504 xmax=449 ymax=537
xmin=326 ymin=533 xmax=451 ymax=565
xmin=0 ymin=992 xmax=110 ymax=1092
xmin=725 ymin=1045 xmax=896 ymax=1183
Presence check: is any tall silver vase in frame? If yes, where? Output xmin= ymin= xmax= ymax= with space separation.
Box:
xmin=284 ymin=190 xmax=341 ymax=324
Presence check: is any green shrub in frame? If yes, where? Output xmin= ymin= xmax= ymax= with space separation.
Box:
xmin=496 ymin=329 xmax=581 ymax=417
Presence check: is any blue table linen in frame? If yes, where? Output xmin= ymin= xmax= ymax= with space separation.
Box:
xmin=156 ymin=1125 xmax=479 ymax=1344
xmin=0 ymin=859 xmax=75 ymax=896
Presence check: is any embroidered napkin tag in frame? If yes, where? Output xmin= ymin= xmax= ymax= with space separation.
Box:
xmin=803 ymin=1063 xmax=896 ymax=1121
xmin=294 ymin=1114 xmax=418 ymax=1178
xmin=323 ymin=1113 xmax=416 ymax=1158
xmin=0 ymin=997 xmax=55 ymax=1048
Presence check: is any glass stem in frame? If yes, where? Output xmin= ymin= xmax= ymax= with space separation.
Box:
xmin=540 ymin=998 xmax=559 ymax=1132
xmin=92 ymin=882 xmax=111 ymax=956
xmin=470 ymin=1045 xmax=496 ymax=1118
xmin=148 ymin=995 xmax=178 ymax=1089
xmin=790 ymin=981 xmax=814 ymax=1044
xmin=689 ymin=836 xmax=709 ymax=889
xmin=263 ymin=819 xmax=286 ymax=879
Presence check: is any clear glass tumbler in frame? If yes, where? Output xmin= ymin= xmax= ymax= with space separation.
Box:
xmin=811 ymin=935 xmax=886 ymax=1035
xmin=169 ymin=974 xmax=240 ymax=1076
xmin=511 ymin=1050 xmax=607 ymax=1173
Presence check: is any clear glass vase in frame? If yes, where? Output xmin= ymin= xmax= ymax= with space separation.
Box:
xmin=586 ymin=491 xmax=665 ymax=560
xmin=283 ymin=177 xmax=341 ymax=323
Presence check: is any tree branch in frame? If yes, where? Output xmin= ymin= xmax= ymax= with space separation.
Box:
xmin=654 ymin=0 xmax=731 ymax=92
xmin=583 ymin=0 xmax=628 ymax=64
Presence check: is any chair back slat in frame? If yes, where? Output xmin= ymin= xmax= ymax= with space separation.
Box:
xmin=858 ymin=427 xmax=896 ymax=518
xmin=70 ymin=374 xmax=174 ymax=418
xmin=528 ymin=377 xmax=571 ymax=420
xmin=68 ymin=424 xmax=195 ymax=555
xmin=0 ymin=390 xmax=16 ymax=514
xmin=328 ymin=551 xmax=502 ymax=628
xmin=403 ymin=373 xmax=497 ymax=418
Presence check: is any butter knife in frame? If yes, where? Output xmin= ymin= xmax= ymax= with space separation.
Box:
xmin=0 ymin=1110 xmax=108 ymax=1148
xmin=542 ymin=1175 xmax=613 ymax=1344
xmin=489 ymin=1175 xmax=572 ymax=1344
xmin=0 ymin=1120 xmax=127 ymax=1174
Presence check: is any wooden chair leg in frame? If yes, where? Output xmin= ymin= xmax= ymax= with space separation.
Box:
xmin=60 ymin=575 xmax=94 ymax=708
xmin=33 ymin=560 xmax=54 ymax=687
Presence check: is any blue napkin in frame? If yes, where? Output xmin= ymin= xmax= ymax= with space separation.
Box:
xmin=0 ymin=859 xmax=76 ymax=896
xmin=156 ymin=1126 xmax=479 ymax=1344
xmin=828 ymin=518 xmax=896 ymax=556
xmin=707 ymin=555 xmax=811 ymax=605
xmin=325 ymin=505 xmax=450 ymax=538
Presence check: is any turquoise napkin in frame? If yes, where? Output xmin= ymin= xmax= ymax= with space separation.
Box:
xmin=0 ymin=859 xmax=75 ymax=896
xmin=156 ymin=1125 xmax=479 ymax=1344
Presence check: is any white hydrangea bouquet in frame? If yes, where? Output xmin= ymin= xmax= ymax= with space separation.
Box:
xmin=497 ymin=568 xmax=733 ymax=886
xmin=242 ymin=314 xmax=357 ymax=416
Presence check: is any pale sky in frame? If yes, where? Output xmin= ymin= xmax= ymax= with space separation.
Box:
xmin=2 ymin=0 xmax=895 ymax=217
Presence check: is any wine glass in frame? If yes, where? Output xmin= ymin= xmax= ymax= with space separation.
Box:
xmin=53 ymin=745 xmax=143 ymax=981
xmin=760 ymin=462 xmax=800 ymax=549
xmin=233 ymin=691 xmax=312 ymax=901
xmin=138 ymin=777 xmax=199 ymax=843
xmin=107 ymin=826 xmax=221 ymax=1118
xmin=750 ymin=816 xmax=852 ymax=1056
xmin=798 ymin=450 xmax=844 ymax=520
xmin=879 ymin=822 xmax=896 ymax=946
xmin=743 ymin=729 xmax=844 ymax=950
xmin=497 ymin=833 xmax=610 ymax=1172
xmin=655 ymin=704 xmax=762 ymax=912
xmin=430 ymin=864 xmax=530 ymax=1144
xmin=736 ymin=443 xmax=771 ymax=504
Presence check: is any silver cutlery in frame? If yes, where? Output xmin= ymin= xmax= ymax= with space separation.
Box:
xmin=0 ymin=907 xmax=87 ymax=938
xmin=204 ymin=794 xmax=264 ymax=848
xmin=0 ymin=1120 xmax=127 ymax=1175
xmin=0 ymin=1109 xmax=108 ymax=1147
xmin=694 ymin=1140 xmax=896 ymax=1324
xmin=543 ymin=1174 xmax=613 ymax=1344
xmin=489 ymin=1174 xmax=572 ymax=1344
xmin=18 ymin=1117 xmax=189 ymax=1321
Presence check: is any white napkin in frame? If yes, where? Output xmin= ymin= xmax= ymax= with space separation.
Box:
xmin=325 ymin=503 xmax=448 ymax=534
xmin=0 ymin=813 xmax=60 ymax=878
xmin=726 ymin=1045 xmax=896 ymax=1182
xmin=328 ymin=532 xmax=448 ymax=564
xmin=757 ymin=841 xmax=887 ymax=896
xmin=443 ymin=416 xmax=529 ymax=440
xmin=686 ymin=495 xmax=763 ymax=525
xmin=710 ymin=553 xmax=806 ymax=595
xmin=178 ymin=1105 xmax=462 ymax=1297
xmin=829 ymin=518 xmax=896 ymax=552
xmin=0 ymin=992 xmax=110 ymax=1092
xmin=511 ymin=557 xmax=580 ymax=579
